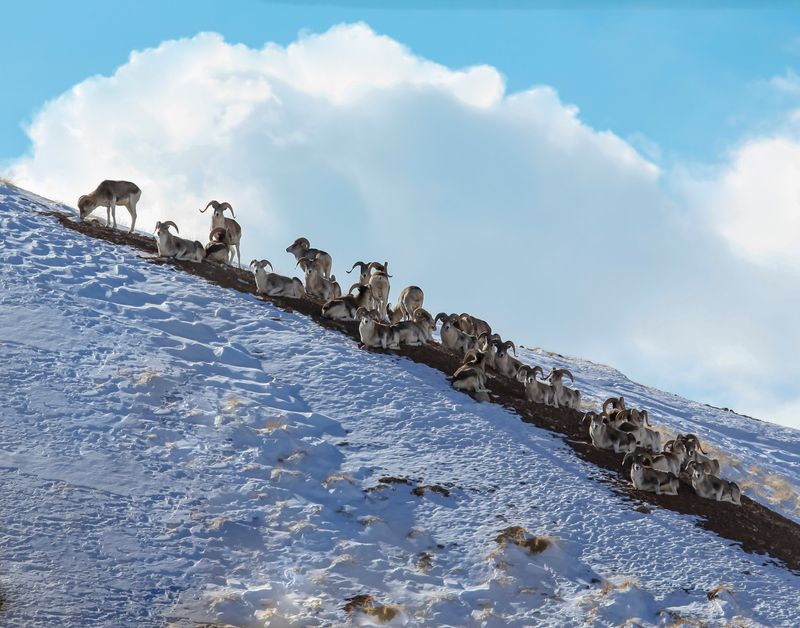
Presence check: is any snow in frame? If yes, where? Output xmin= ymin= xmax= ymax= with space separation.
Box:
xmin=0 ymin=182 xmax=798 ymax=626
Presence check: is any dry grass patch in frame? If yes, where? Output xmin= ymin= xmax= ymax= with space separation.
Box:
xmin=412 ymin=484 xmax=450 ymax=497
xmin=322 ymin=473 xmax=353 ymax=488
xmin=494 ymin=526 xmax=552 ymax=555
xmin=360 ymin=515 xmax=383 ymax=527
xmin=342 ymin=594 xmax=401 ymax=623
xmin=706 ymin=583 xmax=734 ymax=601
xmin=270 ymin=468 xmax=302 ymax=481
xmin=416 ymin=552 xmax=433 ymax=572
xmin=221 ymin=395 xmax=245 ymax=412
xmin=258 ymin=418 xmax=288 ymax=434
xmin=134 ymin=367 xmax=160 ymax=385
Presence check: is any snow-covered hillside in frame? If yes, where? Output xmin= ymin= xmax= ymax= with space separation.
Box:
xmin=1 ymin=182 xmax=798 ymax=627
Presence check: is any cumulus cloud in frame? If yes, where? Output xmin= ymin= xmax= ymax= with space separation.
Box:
xmin=687 ymin=135 xmax=800 ymax=270
xmin=9 ymin=23 xmax=800 ymax=429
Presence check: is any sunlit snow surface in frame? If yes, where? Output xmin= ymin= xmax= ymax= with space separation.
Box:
xmin=0 ymin=183 xmax=798 ymax=626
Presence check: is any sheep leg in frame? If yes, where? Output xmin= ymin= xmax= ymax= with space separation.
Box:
xmin=128 ymin=200 xmax=137 ymax=233
xmin=109 ymin=197 xmax=117 ymax=229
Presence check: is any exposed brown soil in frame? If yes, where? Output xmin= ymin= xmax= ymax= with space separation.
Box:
xmin=48 ymin=211 xmax=800 ymax=573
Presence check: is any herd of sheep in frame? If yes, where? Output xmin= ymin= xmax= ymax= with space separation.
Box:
xmin=76 ymin=179 xmax=743 ymax=507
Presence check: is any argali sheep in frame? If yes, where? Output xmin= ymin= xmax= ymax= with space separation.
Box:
xmin=516 ymin=365 xmax=556 ymax=406
xmin=346 ymin=261 xmax=372 ymax=286
xmin=78 ymin=180 xmax=141 ymax=233
xmin=368 ymin=271 xmax=391 ymax=321
xmin=682 ymin=434 xmax=721 ymax=476
xmin=449 ymin=348 xmax=491 ymax=401
xmin=586 ymin=413 xmax=637 ymax=453
xmin=689 ymin=464 xmax=741 ymax=505
xmin=453 ymin=313 xmax=492 ymax=339
xmin=547 ymin=368 xmax=581 ymax=410
xmin=387 ymin=286 xmax=425 ymax=324
xmin=200 ymin=200 xmax=241 ymax=267
xmin=286 ymin=237 xmax=333 ymax=279
xmin=434 ymin=313 xmax=479 ymax=354
xmin=622 ymin=446 xmax=685 ymax=477
xmin=154 ymin=221 xmax=205 ymax=262
xmin=356 ymin=307 xmax=400 ymax=350
xmin=630 ymin=462 xmax=679 ymax=496
xmin=250 ymin=259 xmax=305 ymax=299
xmin=321 ymin=283 xmax=374 ymax=321
xmin=393 ymin=308 xmax=436 ymax=346
xmin=298 ymin=258 xmax=341 ymax=302
xmin=205 ymin=227 xmax=232 ymax=265
xmin=493 ymin=339 xmax=524 ymax=380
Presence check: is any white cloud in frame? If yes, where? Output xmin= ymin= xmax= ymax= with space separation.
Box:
xmin=9 ymin=23 xmax=800 ymax=430
xmin=688 ymin=136 xmax=800 ymax=269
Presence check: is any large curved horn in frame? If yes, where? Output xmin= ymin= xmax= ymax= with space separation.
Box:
xmin=531 ymin=365 xmax=544 ymax=380
xmin=515 ymin=365 xmax=530 ymax=383
xmin=200 ymin=200 xmax=217 ymax=213
xmin=640 ymin=409 xmax=651 ymax=427
xmin=602 ymin=397 xmax=618 ymax=415
xmin=259 ymin=259 xmax=273 ymax=271
xmin=685 ymin=434 xmax=707 ymax=454
xmin=153 ymin=221 xmax=162 ymax=234
xmin=348 ymin=282 xmax=363 ymax=294
xmin=162 ymin=220 xmax=179 ymax=233
xmin=346 ymin=261 xmax=368 ymax=275
xmin=556 ymin=368 xmax=574 ymax=382
xmin=218 ymin=202 xmax=235 ymax=217
xmin=503 ymin=340 xmax=517 ymax=356
xmin=434 ymin=312 xmax=449 ymax=325
xmin=209 ymin=227 xmax=227 ymax=241
xmin=249 ymin=259 xmax=259 ymax=268
xmin=462 ymin=348 xmax=479 ymax=365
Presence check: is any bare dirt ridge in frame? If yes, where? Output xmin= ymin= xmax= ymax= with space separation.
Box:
xmin=48 ymin=212 xmax=800 ymax=574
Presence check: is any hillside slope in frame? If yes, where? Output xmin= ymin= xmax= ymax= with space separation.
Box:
xmin=0 ymin=182 xmax=799 ymax=626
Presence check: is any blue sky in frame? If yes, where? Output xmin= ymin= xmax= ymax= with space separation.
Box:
xmin=3 ymin=1 xmax=800 ymax=164
xmin=3 ymin=2 xmax=800 ymax=429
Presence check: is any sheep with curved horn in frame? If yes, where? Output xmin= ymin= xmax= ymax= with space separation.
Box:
xmin=200 ymin=200 xmax=242 ymax=267
xmin=322 ymin=283 xmax=374 ymax=321
xmin=449 ymin=348 xmax=491 ymax=401
xmin=298 ymin=257 xmax=341 ymax=301
xmin=547 ymin=368 xmax=582 ymax=410
xmin=631 ymin=462 xmax=679 ymax=496
xmin=393 ymin=308 xmax=435 ymax=346
xmin=435 ymin=312 xmax=479 ymax=354
xmin=356 ymin=307 xmax=400 ymax=350
xmin=78 ymin=180 xmax=141 ymax=233
xmin=204 ymin=227 xmax=232 ymax=265
xmin=493 ymin=339 xmax=524 ymax=380
xmin=346 ymin=261 xmax=371 ymax=286
xmin=154 ymin=221 xmax=205 ymax=262
xmin=454 ymin=313 xmax=492 ymax=339
xmin=387 ymin=286 xmax=425 ymax=324
xmin=516 ymin=365 xmax=556 ymax=406
xmin=368 ymin=269 xmax=391 ymax=321
xmin=250 ymin=259 xmax=305 ymax=298
xmin=689 ymin=463 xmax=741 ymax=505
xmin=286 ymin=237 xmax=332 ymax=279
